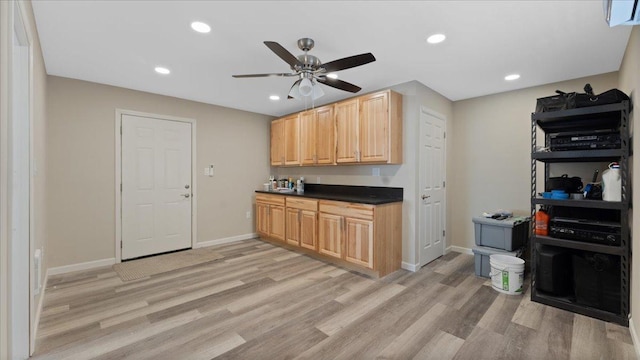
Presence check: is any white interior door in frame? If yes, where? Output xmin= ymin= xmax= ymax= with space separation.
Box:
xmin=419 ymin=109 xmax=446 ymax=267
xmin=121 ymin=115 xmax=192 ymax=260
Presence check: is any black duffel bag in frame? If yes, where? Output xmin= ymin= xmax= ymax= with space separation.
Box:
xmin=545 ymin=174 xmax=583 ymax=193
xmin=536 ymin=84 xmax=630 ymax=113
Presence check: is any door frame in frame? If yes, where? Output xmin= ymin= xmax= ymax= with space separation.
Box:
xmin=114 ymin=109 xmax=197 ymax=263
xmin=418 ymin=106 xmax=447 ymax=267
xmin=2 ymin=0 xmax=35 ymax=357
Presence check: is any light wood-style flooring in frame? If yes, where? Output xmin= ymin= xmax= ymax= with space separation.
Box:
xmin=33 ymin=239 xmax=637 ymax=359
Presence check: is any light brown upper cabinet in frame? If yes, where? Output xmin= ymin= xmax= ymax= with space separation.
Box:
xmin=300 ymin=105 xmax=335 ymax=165
xmin=270 ymin=118 xmax=285 ymax=166
xmin=272 ymin=89 xmax=402 ymax=167
xmin=335 ymin=98 xmax=359 ymax=164
xmin=336 ymin=90 xmax=402 ymax=164
xmin=358 ymin=90 xmax=402 ymax=164
xmin=283 ymin=114 xmax=300 ymax=165
xmin=271 ymin=114 xmax=301 ymax=166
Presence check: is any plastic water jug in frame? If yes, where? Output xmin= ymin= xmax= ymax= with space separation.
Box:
xmin=602 ymin=162 xmax=621 ymax=202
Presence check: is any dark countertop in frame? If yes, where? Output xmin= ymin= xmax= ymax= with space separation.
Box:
xmin=256 ymin=183 xmax=403 ymax=205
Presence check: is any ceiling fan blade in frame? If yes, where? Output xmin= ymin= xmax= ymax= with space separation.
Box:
xmin=316 ymin=77 xmax=362 ymax=93
xmin=321 ymin=53 xmax=376 ymax=73
xmin=264 ymin=41 xmax=302 ymax=69
xmin=232 ymin=73 xmax=296 ymax=78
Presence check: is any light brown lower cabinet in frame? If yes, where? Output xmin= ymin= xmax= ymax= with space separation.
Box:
xmin=257 ymin=194 xmax=401 ymax=277
xmin=285 ymin=197 xmax=318 ymax=250
xmin=255 ymin=194 xmax=285 ymax=242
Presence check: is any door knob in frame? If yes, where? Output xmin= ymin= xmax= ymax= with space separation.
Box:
xmin=181 ymin=193 xmax=190 ymax=198
xmin=421 ymin=195 xmax=430 ymax=200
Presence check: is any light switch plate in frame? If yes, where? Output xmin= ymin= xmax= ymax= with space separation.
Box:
xmin=204 ymin=167 xmax=210 ymax=176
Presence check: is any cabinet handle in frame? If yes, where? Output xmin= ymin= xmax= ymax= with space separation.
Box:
xmin=298 ymin=209 xmax=301 ymax=223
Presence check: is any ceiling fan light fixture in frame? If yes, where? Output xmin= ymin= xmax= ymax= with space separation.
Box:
xmin=269 ymin=95 xmax=280 ymax=101
xmin=505 ymin=73 xmax=520 ymax=81
xmin=289 ymin=79 xmax=302 ymax=99
xmin=299 ymin=77 xmax=313 ymax=97
xmin=311 ymin=80 xmax=324 ymax=100
xmin=326 ymin=73 xmax=339 ymax=79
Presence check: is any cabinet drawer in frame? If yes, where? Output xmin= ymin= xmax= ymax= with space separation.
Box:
xmin=256 ymin=194 xmax=285 ymax=206
xmin=319 ymin=200 xmax=374 ymax=220
xmin=286 ymin=197 xmax=318 ymax=211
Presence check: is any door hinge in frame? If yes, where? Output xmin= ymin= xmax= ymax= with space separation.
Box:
xmin=443 ymin=230 xmax=445 ymax=237
xmin=120 ymin=241 xmax=123 ymax=249
xmin=120 ymin=125 xmax=122 ymax=135
xmin=443 ymin=181 xmax=446 ymax=188
xmin=120 ymin=183 xmax=122 ymax=192
xmin=443 ymin=132 xmax=446 ymax=139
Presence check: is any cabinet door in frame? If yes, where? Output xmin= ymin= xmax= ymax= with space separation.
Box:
xmin=286 ymin=208 xmax=301 ymax=246
xmin=315 ymin=105 xmax=335 ymax=165
xmin=335 ymin=99 xmax=359 ymax=163
xmin=345 ymin=218 xmax=374 ymax=269
xmin=269 ymin=205 xmax=286 ymax=241
xmin=359 ymin=91 xmax=389 ymax=163
xmin=284 ymin=114 xmax=300 ymax=165
xmin=299 ymin=110 xmax=316 ymax=165
xmin=256 ymin=202 xmax=270 ymax=236
xmin=318 ymin=213 xmax=343 ymax=258
xmin=300 ymin=210 xmax=317 ymax=250
xmin=270 ymin=119 xmax=285 ymax=166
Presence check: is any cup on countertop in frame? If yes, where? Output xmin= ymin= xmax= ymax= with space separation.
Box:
xmin=263 ymin=183 xmax=270 ymax=191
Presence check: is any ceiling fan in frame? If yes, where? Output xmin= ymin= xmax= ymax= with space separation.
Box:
xmin=232 ymin=38 xmax=375 ymax=100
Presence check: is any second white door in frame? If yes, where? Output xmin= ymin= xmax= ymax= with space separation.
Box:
xmin=121 ymin=114 xmax=192 ymax=260
xmin=419 ymin=109 xmax=446 ymax=267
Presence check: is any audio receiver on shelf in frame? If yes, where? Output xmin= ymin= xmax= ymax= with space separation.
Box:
xmin=549 ymin=129 xmax=620 ymax=151
xmin=549 ymin=217 xmax=621 ymax=246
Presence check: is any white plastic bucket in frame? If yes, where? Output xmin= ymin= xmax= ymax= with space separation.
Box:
xmin=489 ymin=254 xmax=525 ymax=295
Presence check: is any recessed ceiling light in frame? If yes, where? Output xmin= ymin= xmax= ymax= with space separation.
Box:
xmin=326 ymin=73 xmax=339 ymax=79
xmin=154 ymin=66 xmax=170 ymax=75
xmin=505 ymin=74 xmax=520 ymax=81
xmin=427 ymin=33 xmax=446 ymax=44
xmin=191 ymin=21 xmax=211 ymax=34
xmin=269 ymin=95 xmax=280 ymax=101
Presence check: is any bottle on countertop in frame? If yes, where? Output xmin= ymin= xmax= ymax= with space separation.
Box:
xmin=288 ymin=177 xmax=294 ymax=190
xmin=297 ymin=176 xmax=304 ymax=193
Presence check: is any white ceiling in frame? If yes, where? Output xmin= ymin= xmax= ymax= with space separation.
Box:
xmin=32 ymin=1 xmax=632 ymax=117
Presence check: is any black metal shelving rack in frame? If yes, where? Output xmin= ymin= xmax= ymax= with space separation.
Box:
xmin=530 ymin=101 xmax=631 ymax=326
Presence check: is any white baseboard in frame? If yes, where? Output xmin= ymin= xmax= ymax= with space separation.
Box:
xmin=630 ymin=317 xmax=640 ymax=360
xmin=401 ymin=262 xmax=419 ymax=272
xmin=446 ymin=245 xmax=473 ymax=255
xmin=195 ymin=233 xmax=258 ymax=248
xmin=31 ymin=269 xmax=49 ymax=353
xmin=47 ymin=258 xmax=116 ymax=276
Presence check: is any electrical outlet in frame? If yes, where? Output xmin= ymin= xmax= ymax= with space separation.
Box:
xmin=316 ymin=176 xmax=321 ymax=183
xmin=372 ymin=167 xmax=380 ymax=176
xmin=246 ymin=211 xmax=251 ymax=219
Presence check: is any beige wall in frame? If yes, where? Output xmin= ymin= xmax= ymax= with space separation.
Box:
xmin=46 ymin=76 xmax=273 ymax=268
xmin=0 ymin=0 xmax=48 ymax=356
xmin=451 ymin=72 xmax=620 ymax=250
xmin=279 ymin=81 xmax=454 ymax=267
xmin=619 ymin=25 xmax=639 ymax=348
